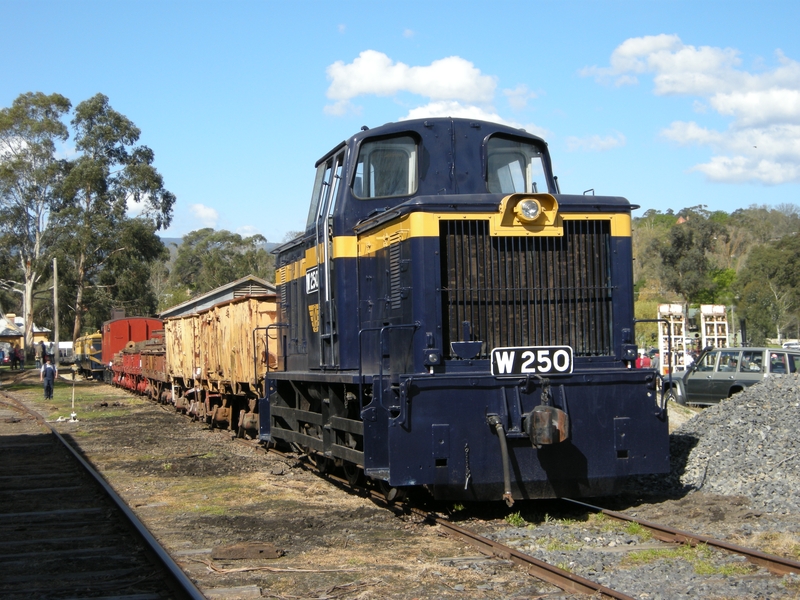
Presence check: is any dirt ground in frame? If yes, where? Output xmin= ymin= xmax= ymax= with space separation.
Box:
xmin=2 ymin=369 xmax=562 ymax=599
xmin=3 ymin=368 xmax=796 ymax=599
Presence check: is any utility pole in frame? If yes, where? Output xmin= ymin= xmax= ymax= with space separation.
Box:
xmin=53 ymin=258 xmax=59 ymax=370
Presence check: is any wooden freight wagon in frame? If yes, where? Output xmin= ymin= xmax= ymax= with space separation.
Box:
xmin=164 ymin=295 xmax=278 ymax=436
xmin=141 ymin=331 xmax=168 ymax=400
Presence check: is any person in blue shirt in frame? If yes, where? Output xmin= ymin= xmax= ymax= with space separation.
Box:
xmin=40 ymin=356 xmax=57 ymax=400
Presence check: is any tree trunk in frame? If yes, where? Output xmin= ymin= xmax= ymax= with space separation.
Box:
xmin=72 ymin=250 xmax=86 ymax=342
xmin=23 ymin=272 xmax=34 ymax=352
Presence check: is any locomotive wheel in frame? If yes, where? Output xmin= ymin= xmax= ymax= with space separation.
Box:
xmin=342 ymin=462 xmax=362 ymax=486
xmin=378 ymin=481 xmax=406 ymax=503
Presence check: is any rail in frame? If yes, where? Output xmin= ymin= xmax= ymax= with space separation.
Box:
xmin=0 ymin=392 xmax=207 ymax=600
xmin=563 ymin=498 xmax=800 ymax=576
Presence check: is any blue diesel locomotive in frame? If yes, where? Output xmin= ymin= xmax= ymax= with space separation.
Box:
xmin=260 ymin=117 xmax=669 ymax=504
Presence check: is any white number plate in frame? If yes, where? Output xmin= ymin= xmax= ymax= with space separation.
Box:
xmin=491 ymin=345 xmax=573 ymax=376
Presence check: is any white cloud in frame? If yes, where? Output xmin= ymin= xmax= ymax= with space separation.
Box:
xmin=403 ymin=29 xmax=414 ymax=38
xmin=323 ymin=51 xmax=551 ymax=141
xmin=584 ymin=35 xmax=800 ymax=184
xmin=401 ymin=101 xmax=506 ymax=123
xmin=237 ymin=225 xmax=262 ymax=238
xmin=190 ymin=203 xmax=219 ymax=227
xmin=565 ymin=133 xmax=626 ymax=152
xmin=325 ymin=51 xmax=497 ymax=112
xmin=709 ymin=89 xmax=800 ymax=127
xmin=504 ymin=84 xmax=537 ymax=110
xmin=126 ymin=194 xmax=145 ymax=217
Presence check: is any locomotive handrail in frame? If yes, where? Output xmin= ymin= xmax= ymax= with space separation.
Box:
xmin=633 ymin=317 xmax=672 ymax=417
xmin=256 ymin=323 xmax=289 ymax=398
xmin=357 ymin=322 xmax=419 ymax=422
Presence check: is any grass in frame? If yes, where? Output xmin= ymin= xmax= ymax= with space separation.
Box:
xmin=624 ymin=521 xmax=653 ymax=541
xmin=541 ymin=536 xmax=582 ymax=552
xmin=191 ymin=505 xmax=227 ymax=516
xmin=745 ymin=531 xmax=800 ymax=560
xmin=622 ymin=543 xmax=756 ymax=576
xmin=505 ymin=511 xmax=526 ymax=527
xmin=2 ymin=372 xmax=141 ymax=421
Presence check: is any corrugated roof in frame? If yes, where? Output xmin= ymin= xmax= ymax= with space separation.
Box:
xmin=159 ymin=274 xmax=276 ymax=319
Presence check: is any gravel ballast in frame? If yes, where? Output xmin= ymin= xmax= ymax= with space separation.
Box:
xmin=674 ymin=373 xmax=800 ymax=515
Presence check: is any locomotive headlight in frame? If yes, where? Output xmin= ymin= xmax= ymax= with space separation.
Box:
xmin=515 ymin=199 xmax=542 ymax=223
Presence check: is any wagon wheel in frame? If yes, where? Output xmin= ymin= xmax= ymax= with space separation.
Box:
xmin=311 ymin=454 xmax=334 ymax=474
xmin=342 ymin=462 xmax=363 ymax=487
xmin=230 ymin=409 xmax=245 ymax=439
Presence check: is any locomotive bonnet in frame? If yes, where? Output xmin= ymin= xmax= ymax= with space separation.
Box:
xmin=262 ymin=117 xmax=670 ymax=504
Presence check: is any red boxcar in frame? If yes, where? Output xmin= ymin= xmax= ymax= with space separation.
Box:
xmin=102 ymin=317 xmax=163 ymax=367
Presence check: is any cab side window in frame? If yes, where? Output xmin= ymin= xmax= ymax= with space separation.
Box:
xmin=789 ymin=354 xmax=800 ymax=373
xmin=306 ymin=162 xmax=331 ymax=228
xmin=353 ymin=135 xmax=417 ymax=199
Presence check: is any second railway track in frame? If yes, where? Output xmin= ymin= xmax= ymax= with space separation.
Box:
xmin=0 ymin=393 xmax=204 ymax=600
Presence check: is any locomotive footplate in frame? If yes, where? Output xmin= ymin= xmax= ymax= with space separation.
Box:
xmin=367 ymin=370 xmax=669 ymax=502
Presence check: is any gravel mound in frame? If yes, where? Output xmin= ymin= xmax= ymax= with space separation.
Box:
xmin=674 ymin=373 xmax=800 ymax=514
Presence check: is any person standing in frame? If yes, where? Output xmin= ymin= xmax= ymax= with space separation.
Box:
xmin=40 ymin=356 xmax=57 ymax=400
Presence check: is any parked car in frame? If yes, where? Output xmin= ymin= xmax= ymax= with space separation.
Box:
xmin=783 ymin=341 xmax=800 ymax=350
xmin=664 ymin=347 xmax=800 ymax=406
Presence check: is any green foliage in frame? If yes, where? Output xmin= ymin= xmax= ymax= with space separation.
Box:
xmin=57 ymin=93 xmax=175 ymax=338
xmin=634 ymin=300 xmax=660 ymax=348
xmin=651 ymin=206 xmax=729 ymax=303
xmin=166 ymin=228 xmax=274 ymax=298
xmin=504 ymin=511 xmax=526 ymax=527
xmin=634 ymin=203 xmax=800 ymax=343
xmin=0 ymin=92 xmax=175 ymax=340
xmin=624 ymin=521 xmax=652 ymax=540
xmin=623 ymin=543 xmax=753 ymax=575
xmin=734 ymin=234 xmax=800 ymax=343
xmin=0 ymin=92 xmax=71 ymax=345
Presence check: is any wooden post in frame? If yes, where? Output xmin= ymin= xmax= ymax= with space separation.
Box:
xmin=53 ymin=258 xmax=59 ymax=370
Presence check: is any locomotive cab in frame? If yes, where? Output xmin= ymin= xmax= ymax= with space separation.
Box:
xmin=265 ymin=118 xmax=669 ymax=502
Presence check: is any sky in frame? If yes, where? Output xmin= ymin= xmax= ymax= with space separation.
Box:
xmin=3 ymin=0 xmax=800 ymax=243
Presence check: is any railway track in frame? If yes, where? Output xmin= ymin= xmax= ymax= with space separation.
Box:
xmin=0 ymin=393 xmax=206 ymax=600
xmin=289 ymin=450 xmax=800 ymax=598
xmin=12 ymin=376 xmax=797 ymax=598
xmin=563 ymin=497 xmax=800 ymax=577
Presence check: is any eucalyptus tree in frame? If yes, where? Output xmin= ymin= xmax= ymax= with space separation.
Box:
xmin=59 ymin=94 xmax=175 ymax=340
xmin=0 ymin=92 xmax=71 ymax=348
xmin=168 ymin=228 xmax=274 ymax=297
xmin=648 ymin=205 xmax=729 ymax=303
xmin=735 ymin=234 xmax=800 ymax=344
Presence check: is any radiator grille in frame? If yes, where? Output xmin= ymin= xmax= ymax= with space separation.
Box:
xmin=441 ymin=219 xmax=614 ymax=357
